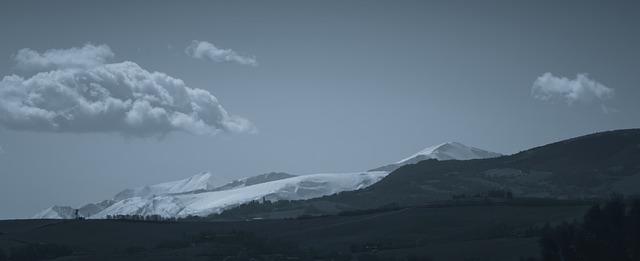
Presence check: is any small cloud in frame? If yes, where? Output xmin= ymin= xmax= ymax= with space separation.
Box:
xmin=0 ymin=145 xmax=4 ymax=154
xmin=13 ymin=43 xmax=114 ymax=71
xmin=0 ymin=44 xmax=255 ymax=137
xmin=531 ymin=73 xmax=616 ymax=112
xmin=185 ymin=40 xmax=257 ymax=66
xmin=601 ymin=104 xmax=618 ymax=114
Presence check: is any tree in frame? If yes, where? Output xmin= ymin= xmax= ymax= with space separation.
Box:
xmin=628 ymin=199 xmax=640 ymax=259
xmin=539 ymin=194 xmax=640 ymax=261
xmin=539 ymin=222 xmax=560 ymax=261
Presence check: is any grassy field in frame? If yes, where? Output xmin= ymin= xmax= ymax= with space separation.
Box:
xmin=0 ymin=204 xmax=590 ymax=260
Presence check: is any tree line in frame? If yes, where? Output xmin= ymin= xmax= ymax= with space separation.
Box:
xmin=539 ymin=194 xmax=640 ymax=261
xmin=105 ymin=214 xmax=177 ymax=222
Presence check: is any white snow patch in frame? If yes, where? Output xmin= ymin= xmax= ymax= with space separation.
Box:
xmin=397 ymin=142 xmax=501 ymax=164
xmin=114 ymin=172 xmax=226 ymax=201
xmin=92 ymin=171 xmax=388 ymax=218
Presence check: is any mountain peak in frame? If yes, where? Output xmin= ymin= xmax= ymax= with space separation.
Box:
xmin=370 ymin=142 xmax=502 ymax=172
xmin=113 ymin=171 xmax=226 ymax=201
xmin=396 ymin=141 xmax=501 ymax=164
xmin=185 ymin=171 xmax=214 ymax=183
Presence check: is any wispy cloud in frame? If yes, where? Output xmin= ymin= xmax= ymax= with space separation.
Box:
xmin=0 ymin=145 xmax=4 ymax=155
xmin=0 ymin=44 xmax=255 ymax=137
xmin=531 ymin=73 xmax=616 ymax=113
xmin=185 ymin=40 xmax=257 ymax=66
xmin=13 ymin=43 xmax=114 ymax=71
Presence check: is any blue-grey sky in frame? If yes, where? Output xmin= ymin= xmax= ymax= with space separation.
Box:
xmin=1 ymin=1 xmax=639 ymax=219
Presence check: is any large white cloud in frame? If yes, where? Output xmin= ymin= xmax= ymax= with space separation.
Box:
xmin=185 ymin=40 xmax=258 ymax=66
xmin=531 ymin=73 xmax=615 ymax=106
xmin=13 ymin=43 xmax=114 ymax=71
xmin=0 ymin=44 xmax=254 ymax=137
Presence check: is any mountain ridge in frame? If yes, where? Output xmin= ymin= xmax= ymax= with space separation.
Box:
xmin=371 ymin=141 xmax=502 ymax=172
xmin=316 ymin=128 xmax=640 ymax=209
xmin=33 ymin=141 xmax=500 ymax=219
xmin=113 ymin=172 xmax=225 ymax=201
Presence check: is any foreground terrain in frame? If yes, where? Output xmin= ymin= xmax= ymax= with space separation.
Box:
xmin=0 ymin=203 xmax=589 ymax=260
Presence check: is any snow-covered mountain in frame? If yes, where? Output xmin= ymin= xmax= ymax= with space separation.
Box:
xmin=92 ymin=171 xmax=388 ymax=218
xmin=32 ymin=199 xmax=115 ymax=219
xmin=213 ymin=172 xmax=296 ymax=191
xmin=371 ymin=142 xmax=502 ymax=172
xmin=33 ymin=206 xmax=77 ymax=219
xmin=34 ymin=170 xmax=386 ymax=219
xmin=33 ymin=142 xmax=501 ymax=219
xmin=114 ymin=172 xmax=225 ymax=201
xmin=33 ymin=172 xmax=228 ymax=219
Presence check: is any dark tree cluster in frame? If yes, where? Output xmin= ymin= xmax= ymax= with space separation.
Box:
xmin=452 ymin=188 xmax=513 ymax=200
xmin=7 ymin=243 xmax=73 ymax=261
xmin=208 ymin=199 xmax=304 ymax=220
xmin=154 ymin=230 xmax=314 ymax=260
xmin=539 ymin=194 xmax=640 ymax=261
xmin=105 ymin=214 xmax=177 ymax=222
xmin=338 ymin=202 xmax=402 ymax=216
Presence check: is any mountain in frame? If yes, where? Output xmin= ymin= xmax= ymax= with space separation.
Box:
xmin=113 ymin=172 xmax=225 ymax=201
xmin=92 ymin=171 xmax=388 ymax=218
xmin=33 ymin=141 xmax=500 ymax=219
xmin=371 ymin=141 xmax=502 ymax=172
xmin=32 ymin=200 xmax=114 ymax=219
xmin=213 ymin=172 xmax=297 ymax=191
xmin=320 ymin=129 xmax=640 ymax=209
xmin=31 ymin=171 xmax=300 ymax=219
xmin=33 ymin=206 xmax=77 ymax=219
xmin=33 ymin=172 xmax=228 ymax=219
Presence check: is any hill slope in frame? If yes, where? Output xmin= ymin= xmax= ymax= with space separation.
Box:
xmin=326 ymin=129 xmax=640 ymax=208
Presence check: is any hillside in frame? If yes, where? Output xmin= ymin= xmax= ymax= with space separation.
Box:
xmin=326 ymin=129 xmax=640 ymax=208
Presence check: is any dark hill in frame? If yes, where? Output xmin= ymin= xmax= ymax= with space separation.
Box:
xmin=316 ymin=129 xmax=640 ymax=209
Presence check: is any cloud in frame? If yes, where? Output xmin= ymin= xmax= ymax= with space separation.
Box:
xmin=13 ymin=43 xmax=114 ymax=71
xmin=0 ymin=145 xmax=4 ymax=154
xmin=185 ymin=40 xmax=257 ymax=66
xmin=0 ymin=44 xmax=254 ymax=137
xmin=531 ymin=73 xmax=615 ymax=107
xmin=601 ymin=104 xmax=618 ymax=114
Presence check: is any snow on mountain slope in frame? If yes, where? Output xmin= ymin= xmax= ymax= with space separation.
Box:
xmin=178 ymin=171 xmax=388 ymax=217
xmin=397 ymin=142 xmax=502 ymax=163
xmin=113 ymin=172 xmax=226 ymax=201
xmin=371 ymin=142 xmax=502 ymax=172
xmin=32 ymin=199 xmax=115 ymax=219
xmin=92 ymin=171 xmax=388 ymax=218
xmin=213 ymin=172 xmax=296 ymax=191
xmin=33 ymin=172 xmax=225 ymax=219
xmin=33 ymin=142 xmax=499 ymax=219
xmin=33 ymin=206 xmax=76 ymax=219
xmin=95 ymin=195 xmax=185 ymax=217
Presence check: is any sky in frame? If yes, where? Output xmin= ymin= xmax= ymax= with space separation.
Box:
xmin=0 ymin=1 xmax=639 ymax=219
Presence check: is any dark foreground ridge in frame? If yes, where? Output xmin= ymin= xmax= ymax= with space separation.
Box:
xmin=3 ymin=196 xmax=638 ymax=261
xmin=0 ymin=203 xmax=592 ymax=260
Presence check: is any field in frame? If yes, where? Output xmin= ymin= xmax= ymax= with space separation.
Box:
xmin=0 ymin=204 xmax=590 ymax=260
